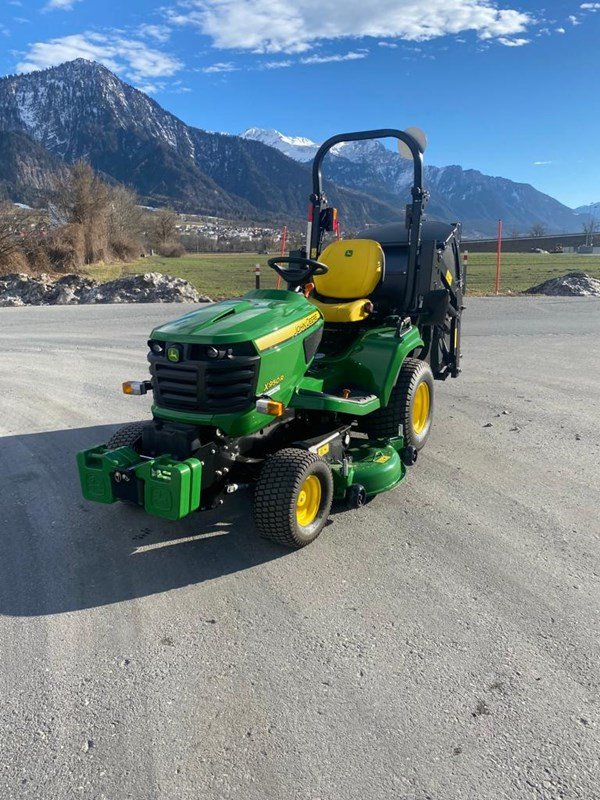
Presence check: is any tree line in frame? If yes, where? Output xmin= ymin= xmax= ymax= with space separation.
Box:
xmin=0 ymin=162 xmax=183 ymax=274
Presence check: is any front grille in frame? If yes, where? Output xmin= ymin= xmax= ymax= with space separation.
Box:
xmin=149 ymin=346 xmax=259 ymax=414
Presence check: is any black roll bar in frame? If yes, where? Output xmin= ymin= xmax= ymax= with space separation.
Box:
xmin=311 ymin=128 xmax=424 ymax=198
xmin=307 ymin=128 xmax=428 ymax=314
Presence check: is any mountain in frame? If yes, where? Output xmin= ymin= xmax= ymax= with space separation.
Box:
xmin=574 ymin=203 xmax=600 ymax=217
xmin=0 ymin=60 xmax=584 ymax=237
xmin=0 ymin=60 xmax=398 ymax=228
xmin=240 ymin=128 xmax=385 ymax=164
xmin=0 ymin=130 xmax=65 ymax=206
xmin=241 ymin=128 xmax=320 ymax=162
xmin=241 ymin=128 xmax=582 ymax=238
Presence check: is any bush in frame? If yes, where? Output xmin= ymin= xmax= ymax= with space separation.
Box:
xmin=156 ymin=240 xmax=185 ymax=258
xmin=0 ymin=249 xmax=30 ymax=275
xmin=24 ymin=243 xmax=51 ymax=273
xmin=44 ymin=223 xmax=85 ymax=272
xmin=110 ymin=235 xmax=142 ymax=262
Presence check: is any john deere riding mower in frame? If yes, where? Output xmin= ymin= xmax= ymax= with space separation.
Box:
xmin=77 ymin=128 xmax=464 ymax=548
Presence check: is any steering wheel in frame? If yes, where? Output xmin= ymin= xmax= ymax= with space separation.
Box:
xmin=267 ymin=256 xmax=329 ymax=285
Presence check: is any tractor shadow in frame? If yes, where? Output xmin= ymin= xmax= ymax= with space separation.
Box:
xmin=0 ymin=424 xmax=289 ymax=617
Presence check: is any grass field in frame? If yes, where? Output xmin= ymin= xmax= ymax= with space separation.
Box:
xmin=84 ymin=251 xmax=600 ymax=299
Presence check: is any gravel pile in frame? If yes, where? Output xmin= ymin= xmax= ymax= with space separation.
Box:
xmin=0 ymin=272 xmax=211 ymax=307
xmin=525 ymin=272 xmax=600 ymax=297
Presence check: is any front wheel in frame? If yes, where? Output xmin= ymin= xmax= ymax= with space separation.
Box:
xmin=360 ymin=358 xmax=434 ymax=451
xmin=253 ymin=449 xmax=333 ymax=549
xmin=106 ymin=421 xmax=147 ymax=452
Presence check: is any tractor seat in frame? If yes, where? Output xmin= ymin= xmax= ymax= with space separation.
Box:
xmin=309 ymin=239 xmax=384 ymax=323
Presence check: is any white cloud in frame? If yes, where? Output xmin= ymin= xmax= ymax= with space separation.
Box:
xmin=533 ymin=160 xmax=553 ymax=165
xmin=580 ymin=3 xmax=600 ymax=9
xmin=16 ymin=33 xmax=182 ymax=80
xmin=136 ymin=82 xmax=163 ymax=94
xmin=167 ymin=0 xmax=533 ymax=53
xmin=568 ymin=15 xmax=581 ymax=24
xmin=378 ymin=41 xmax=398 ymax=48
xmin=44 ymin=0 xmax=80 ymax=10
xmin=497 ymin=36 xmax=530 ymax=46
xmin=262 ymin=60 xmax=293 ymax=69
xmin=201 ymin=61 xmax=238 ymax=73
xmin=555 ymin=27 xmax=566 ymax=33
xmin=138 ymin=24 xmax=172 ymax=43
xmin=300 ymin=50 xmax=368 ymax=64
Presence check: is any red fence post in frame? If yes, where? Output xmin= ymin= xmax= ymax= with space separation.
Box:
xmin=495 ymin=219 xmax=503 ymax=295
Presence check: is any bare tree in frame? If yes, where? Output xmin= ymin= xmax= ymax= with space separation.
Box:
xmin=583 ymin=217 xmax=599 ymax=247
xmin=52 ymin=161 xmax=111 ymax=264
xmin=529 ymin=223 xmax=547 ymax=238
xmin=0 ymin=203 xmax=39 ymax=272
xmin=108 ymin=185 xmax=143 ymax=237
xmin=51 ymin=162 xmax=145 ymax=264
xmin=107 ymin=185 xmax=144 ymax=258
xmin=152 ymin=208 xmax=179 ymax=247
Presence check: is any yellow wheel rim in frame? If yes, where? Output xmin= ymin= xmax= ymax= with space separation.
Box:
xmin=296 ymin=475 xmax=322 ymax=527
xmin=412 ymin=381 xmax=431 ymax=435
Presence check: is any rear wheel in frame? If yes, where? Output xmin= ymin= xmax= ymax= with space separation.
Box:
xmin=360 ymin=358 xmax=434 ymax=450
xmin=106 ymin=421 xmax=147 ymax=452
xmin=253 ymin=448 xmax=333 ymax=549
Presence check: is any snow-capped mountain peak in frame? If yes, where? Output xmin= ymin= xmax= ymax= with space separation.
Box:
xmin=241 ymin=126 xmax=390 ymax=164
xmin=240 ymin=128 xmax=319 ymax=161
xmin=0 ymin=62 xmax=583 ymax=237
xmin=240 ymin=126 xmax=581 ymax=237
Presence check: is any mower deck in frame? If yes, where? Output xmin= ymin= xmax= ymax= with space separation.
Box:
xmin=77 ymin=435 xmax=407 ymax=522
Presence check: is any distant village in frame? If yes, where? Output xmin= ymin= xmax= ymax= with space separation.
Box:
xmin=5 ymin=202 xmax=304 ymax=256
xmin=171 ymin=212 xmax=302 ymax=253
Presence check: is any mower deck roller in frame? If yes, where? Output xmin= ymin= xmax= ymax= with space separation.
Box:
xmin=78 ymin=127 xmax=464 ymax=548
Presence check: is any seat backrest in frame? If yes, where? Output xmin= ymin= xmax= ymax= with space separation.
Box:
xmin=315 ymin=239 xmax=384 ymax=300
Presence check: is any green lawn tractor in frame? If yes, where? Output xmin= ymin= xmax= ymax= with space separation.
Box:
xmin=77 ymin=128 xmax=464 ymax=548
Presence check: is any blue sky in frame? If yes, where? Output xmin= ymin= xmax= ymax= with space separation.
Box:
xmin=0 ymin=0 xmax=598 ymax=207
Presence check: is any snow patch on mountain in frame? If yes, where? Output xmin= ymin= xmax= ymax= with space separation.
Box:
xmin=240 ymin=128 xmax=319 ymax=161
xmin=242 ymin=126 xmax=582 ymax=237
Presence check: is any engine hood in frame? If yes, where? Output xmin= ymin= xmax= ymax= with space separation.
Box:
xmin=150 ymin=289 xmax=322 ymax=349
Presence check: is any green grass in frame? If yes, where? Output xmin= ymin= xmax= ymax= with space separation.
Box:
xmin=85 ymin=253 xmax=278 ymax=299
xmin=463 ymin=252 xmax=600 ymax=294
xmin=83 ymin=251 xmax=600 ymax=299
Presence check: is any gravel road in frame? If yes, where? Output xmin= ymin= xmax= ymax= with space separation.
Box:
xmin=1 ymin=297 xmax=599 ymax=800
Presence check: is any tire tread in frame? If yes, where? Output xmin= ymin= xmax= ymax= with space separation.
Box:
xmin=361 ymin=358 xmax=433 ymax=446
xmin=253 ymin=448 xmax=332 ymax=548
xmin=106 ymin=422 xmax=147 ymax=451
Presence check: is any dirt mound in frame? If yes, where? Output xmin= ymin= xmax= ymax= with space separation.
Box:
xmin=0 ymin=272 xmax=211 ymax=307
xmin=525 ymin=272 xmax=600 ymax=297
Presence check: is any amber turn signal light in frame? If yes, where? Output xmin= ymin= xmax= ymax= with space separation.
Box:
xmin=122 ymin=381 xmax=149 ymax=396
xmin=256 ymin=397 xmax=285 ymax=416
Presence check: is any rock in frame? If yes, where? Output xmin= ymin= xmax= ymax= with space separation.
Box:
xmin=483 ymin=422 xmax=493 ymax=428
xmin=0 ymin=272 xmax=211 ymax=306
xmin=525 ymin=272 xmax=600 ymax=297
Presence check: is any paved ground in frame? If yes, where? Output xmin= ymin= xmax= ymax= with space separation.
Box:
xmin=1 ymin=297 xmax=599 ymax=800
